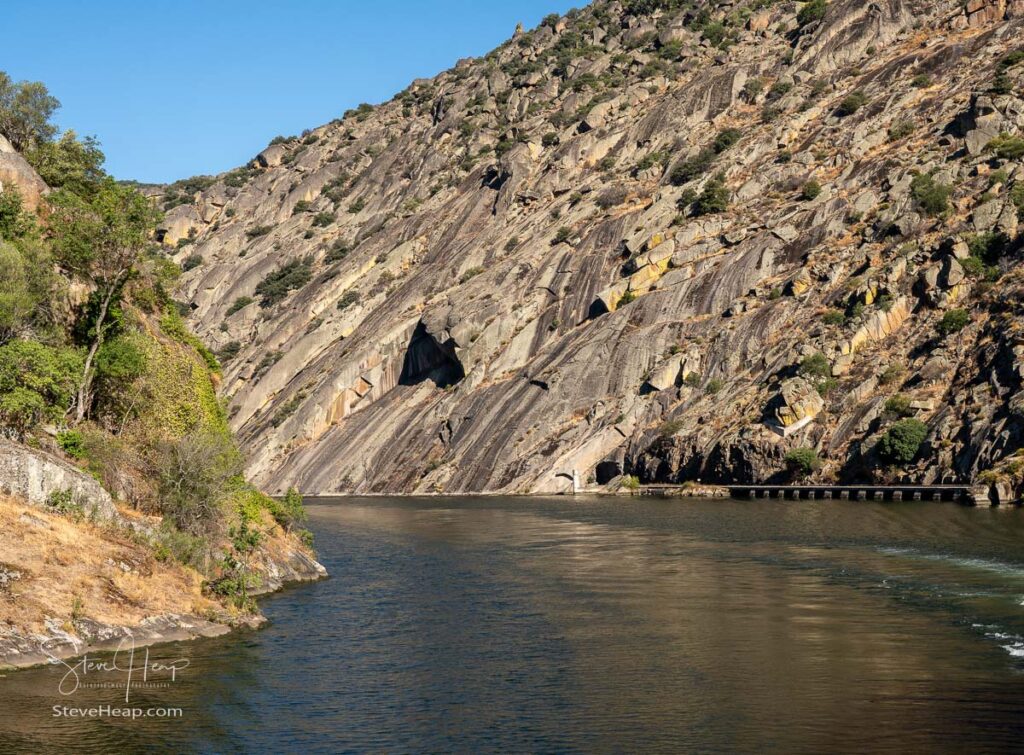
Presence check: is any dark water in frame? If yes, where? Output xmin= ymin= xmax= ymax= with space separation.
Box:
xmin=4 ymin=497 xmax=1024 ymax=753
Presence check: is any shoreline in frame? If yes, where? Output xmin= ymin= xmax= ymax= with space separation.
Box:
xmin=299 ymin=483 xmax=1012 ymax=504
xmin=0 ymin=569 xmax=326 ymax=672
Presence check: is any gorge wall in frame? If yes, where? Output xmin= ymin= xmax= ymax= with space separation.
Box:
xmin=166 ymin=0 xmax=1024 ymax=496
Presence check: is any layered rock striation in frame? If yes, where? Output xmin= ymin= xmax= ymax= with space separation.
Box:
xmin=166 ymin=0 xmax=1024 ymax=497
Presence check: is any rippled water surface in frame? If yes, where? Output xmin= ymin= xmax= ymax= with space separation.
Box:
xmin=4 ymin=496 xmax=1024 ymax=753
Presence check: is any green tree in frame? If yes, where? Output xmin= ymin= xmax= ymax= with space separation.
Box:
xmin=276 ymin=487 xmax=308 ymax=533
xmin=0 ymin=241 xmax=52 ymax=342
xmin=25 ymin=131 xmax=106 ymax=196
xmin=0 ymin=188 xmax=35 ymax=240
xmin=0 ymin=72 xmax=60 ymax=151
xmin=47 ymin=179 xmax=161 ymax=421
xmin=0 ymin=339 xmax=83 ymax=436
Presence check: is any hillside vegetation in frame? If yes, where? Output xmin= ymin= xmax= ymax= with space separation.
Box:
xmin=0 ymin=73 xmax=315 ymax=623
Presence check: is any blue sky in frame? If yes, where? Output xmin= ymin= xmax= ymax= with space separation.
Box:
xmin=4 ymin=0 xmax=577 ymax=184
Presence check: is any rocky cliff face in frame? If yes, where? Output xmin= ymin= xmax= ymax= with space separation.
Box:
xmin=168 ymin=0 xmax=1024 ymax=497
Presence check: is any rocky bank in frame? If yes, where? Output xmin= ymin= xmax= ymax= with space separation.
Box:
xmin=0 ymin=443 xmax=325 ymax=670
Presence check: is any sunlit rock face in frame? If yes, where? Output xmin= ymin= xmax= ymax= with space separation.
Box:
xmin=167 ymin=0 xmax=1024 ymax=493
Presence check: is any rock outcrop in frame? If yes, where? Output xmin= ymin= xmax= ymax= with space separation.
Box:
xmin=0 ymin=134 xmax=47 ymax=210
xmin=161 ymin=0 xmax=1024 ymax=492
xmin=0 ymin=438 xmax=116 ymax=520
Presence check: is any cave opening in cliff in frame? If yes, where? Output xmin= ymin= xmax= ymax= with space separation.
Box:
xmin=399 ymin=322 xmax=465 ymax=389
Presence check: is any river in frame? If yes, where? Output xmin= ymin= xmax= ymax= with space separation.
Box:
xmin=3 ymin=496 xmax=1024 ymax=752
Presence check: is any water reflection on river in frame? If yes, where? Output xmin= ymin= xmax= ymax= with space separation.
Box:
xmin=3 ymin=496 xmax=1024 ymax=752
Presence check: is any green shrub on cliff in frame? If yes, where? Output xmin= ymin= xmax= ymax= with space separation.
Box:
xmin=937 ymin=309 xmax=970 ymax=336
xmin=693 ymin=174 xmax=729 ymax=216
xmin=910 ymin=173 xmax=951 ymax=217
xmin=255 ymin=256 xmax=314 ymax=307
xmin=878 ymin=419 xmax=928 ymax=465
xmin=797 ymin=0 xmax=827 ymax=28
xmin=785 ymin=447 xmax=821 ymax=477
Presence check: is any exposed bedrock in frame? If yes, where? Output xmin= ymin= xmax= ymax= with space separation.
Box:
xmin=165 ymin=0 xmax=1024 ymax=494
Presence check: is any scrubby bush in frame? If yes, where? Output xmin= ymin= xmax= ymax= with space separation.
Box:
xmin=989 ymin=133 xmax=1024 ymax=160
xmin=245 ymin=224 xmax=273 ymax=240
xmin=797 ymin=0 xmax=827 ymax=28
xmin=713 ymin=128 xmax=742 ymax=153
xmin=312 ymin=211 xmax=336 ymax=227
xmin=693 ymin=174 xmax=729 ymax=216
xmin=822 ymin=309 xmax=846 ymax=326
xmin=270 ymin=487 xmax=308 ymax=533
xmin=325 ymin=239 xmax=351 ymax=263
xmin=153 ymin=427 xmax=243 ymax=537
xmin=801 ymin=180 xmax=822 ymax=200
xmin=879 ymin=363 xmax=905 ymax=386
xmin=553 ymin=226 xmax=573 ymax=244
xmin=658 ymin=419 xmax=684 ymax=437
xmin=226 ymin=296 xmax=253 ymax=316
xmin=836 ymin=90 xmax=867 ymax=116
xmin=337 ymin=290 xmax=360 ymax=310
xmin=57 ymin=429 xmax=86 ymax=459
xmin=800 ymin=352 xmax=831 ymax=379
xmin=669 ymin=150 xmax=714 ymax=185
xmin=888 ymin=120 xmax=915 ymax=141
xmin=910 ymin=172 xmax=951 ymax=217
xmin=216 ymin=341 xmax=242 ymax=362
xmin=255 ymin=256 xmax=314 ymax=307
xmin=884 ymin=394 xmax=913 ymax=418
xmin=785 ymin=447 xmax=821 ymax=477
xmin=181 ymin=253 xmax=203 ymax=272
xmin=937 ymin=308 xmax=970 ymax=336
xmin=596 ymin=186 xmax=629 ymax=210
xmin=705 ymin=378 xmax=724 ymax=394
xmin=878 ymin=418 xmax=928 ymax=465
xmin=460 ymin=266 xmax=485 ymax=284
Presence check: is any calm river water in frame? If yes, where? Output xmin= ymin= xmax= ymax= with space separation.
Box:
xmin=3 ymin=496 xmax=1024 ymax=752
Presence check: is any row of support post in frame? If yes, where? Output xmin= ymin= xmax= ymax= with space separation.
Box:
xmin=742 ymin=488 xmax=957 ymax=502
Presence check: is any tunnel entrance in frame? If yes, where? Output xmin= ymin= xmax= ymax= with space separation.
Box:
xmin=399 ymin=322 xmax=465 ymax=389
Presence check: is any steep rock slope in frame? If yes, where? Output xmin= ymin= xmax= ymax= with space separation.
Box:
xmin=170 ymin=0 xmax=1024 ymax=497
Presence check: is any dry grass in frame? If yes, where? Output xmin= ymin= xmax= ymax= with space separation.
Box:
xmin=0 ymin=495 xmax=218 ymax=635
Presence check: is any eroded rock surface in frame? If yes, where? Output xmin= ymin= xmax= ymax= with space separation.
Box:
xmin=163 ymin=0 xmax=1024 ymax=492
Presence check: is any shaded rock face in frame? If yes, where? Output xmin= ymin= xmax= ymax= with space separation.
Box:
xmin=0 ymin=439 xmax=116 ymax=520
xmin=168 ymin=0 xmax=1024 ymax=492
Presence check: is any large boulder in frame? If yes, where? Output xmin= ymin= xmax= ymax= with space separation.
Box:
xmin=0 ymin=439 xmax=116 ymax=521
xmin=775 ymin=377 xmax=825 ymax=429
xmin=0 ymin=134 xmax=48 ymax=211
